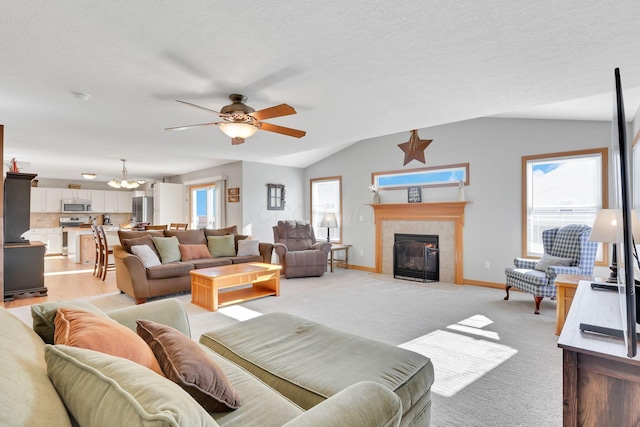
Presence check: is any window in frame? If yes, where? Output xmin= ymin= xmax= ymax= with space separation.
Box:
xmin=311 ymin=177 xmax=342 ymax=243
xmin=522 ymin=148 xmax=607 ymax=262
xmin=190 ymin=184 xmax=217 ymax=230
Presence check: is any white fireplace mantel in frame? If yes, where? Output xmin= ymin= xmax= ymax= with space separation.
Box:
xmin=370 ymin=202 xmax=470 ymax=284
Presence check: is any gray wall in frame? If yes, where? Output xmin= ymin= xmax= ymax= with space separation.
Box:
xmin=241 ymin=161 xmax=305 ymax=243
xmin=304 ymin=117 xmax=613 ymax=283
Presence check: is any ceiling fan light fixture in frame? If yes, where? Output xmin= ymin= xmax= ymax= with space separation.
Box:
xmin=81 ymin=173 xmax=97 ymax=180
xmin=219 ymin=122 xmax=259 ymax=139
xmin=108 ymin=159 xmax=141 ymax=189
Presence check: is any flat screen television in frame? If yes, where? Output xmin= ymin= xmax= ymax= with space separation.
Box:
xmin=612 ymin=67 xmax=637 ymax=358
xmin=580 ymin=68 xmax=637 ymax=358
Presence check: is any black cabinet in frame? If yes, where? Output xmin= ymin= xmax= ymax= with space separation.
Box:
xmin=3 ymin=172 xmax=47 ymax=300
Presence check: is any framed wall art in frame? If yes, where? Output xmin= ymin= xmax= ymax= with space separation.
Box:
xmin=372 ymin=163 xmax=469 ymax=190
xmin=228 ymin=195 xmax=240 ymax=203
xmin=266 ymin=183 xmax=285 ymax=210
xmin=228 ymin=187 xmax=240 ymax=196
xmin=407 ymin=186 xmax=422 ymax=203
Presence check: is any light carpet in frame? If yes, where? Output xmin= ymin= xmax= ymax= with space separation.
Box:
xmin=8 ymin=269 xmax=562 ymax=427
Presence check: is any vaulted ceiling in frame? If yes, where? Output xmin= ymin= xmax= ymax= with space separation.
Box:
xmin=2 ymin=1 xmax=640 ymax=182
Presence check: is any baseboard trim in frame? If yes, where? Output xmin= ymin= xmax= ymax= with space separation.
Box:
xmin=463 ymin=279 xmax=505 ymax=290
xmin=345 ymin=264 xmax=376 ymax=273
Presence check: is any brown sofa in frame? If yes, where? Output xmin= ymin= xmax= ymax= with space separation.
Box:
xmin=114 ymin=226 xmax=274 ymax=304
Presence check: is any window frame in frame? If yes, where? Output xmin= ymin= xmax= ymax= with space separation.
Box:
xmin=521 ymin=147 xmax=608 ymax=266
xmin=310 ymin=176 xmax=342 ymax=244
xmin=188 ymin=182 xmax=217 ymax=230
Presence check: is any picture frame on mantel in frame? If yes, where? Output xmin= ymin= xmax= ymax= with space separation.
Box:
xmin=407 ymin=186 xmax=422 ymax=203
xmin=372 ymin=163 xmax=469 ymax=190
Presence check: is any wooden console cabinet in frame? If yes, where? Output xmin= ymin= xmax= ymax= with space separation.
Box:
xmin=558 ymin=281 xmax=640 ymax=426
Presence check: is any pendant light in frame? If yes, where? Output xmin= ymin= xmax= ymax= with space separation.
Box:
xmin=108 ymin=159 xmax=141 ymax=189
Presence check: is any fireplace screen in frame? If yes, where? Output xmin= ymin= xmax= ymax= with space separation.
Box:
xmin=393 ymin=234 xmax=439 ymax=282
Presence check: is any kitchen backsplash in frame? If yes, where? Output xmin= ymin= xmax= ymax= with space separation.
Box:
xmin=30 ymin=213 xmax=133 ymax=228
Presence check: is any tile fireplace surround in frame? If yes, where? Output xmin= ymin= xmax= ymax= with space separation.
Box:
xmin=370 ymin=202 xmax=469 ymax=284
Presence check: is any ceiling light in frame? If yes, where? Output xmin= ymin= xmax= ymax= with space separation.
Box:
xmin=81 ymin=173 xmax=97 ymax=180
xmin=72 ymin=91 xmax=90 ymax=101
xmin=218 ymin=122 xmax=259 ymax=139
xmin=107 ymin=159 xmax=140 ymax=189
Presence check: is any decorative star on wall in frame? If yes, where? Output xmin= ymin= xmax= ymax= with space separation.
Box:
xmin=398 ymin=130 xmax=432 ymax=166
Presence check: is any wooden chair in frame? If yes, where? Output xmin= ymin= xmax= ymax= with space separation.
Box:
xmin=169 ymin=223 xmax=188 ymax=230
xmin=90 ymin=225 xmax=102 ymax=278
xmin=96 ymin=226 xmax=115 ymax=281
xmin=144 ymin=224 xmax=168 ymax=230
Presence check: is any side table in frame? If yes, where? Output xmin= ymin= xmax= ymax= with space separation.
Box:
xmin=555 ymin=274 xmax=599 ymax=335
xmin=329 ymin=244 xmax=352 ymax=272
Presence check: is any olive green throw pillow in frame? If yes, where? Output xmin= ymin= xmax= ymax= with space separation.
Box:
xmin=152 ymin=236 xmax=181 ymax=264
xmin=45 ymin=345 xmax=217 ymax=427
xmin=137 ymin=319 xmax=241 ymax=412
xmin=207 ymin=235 xmax=236 ymax=257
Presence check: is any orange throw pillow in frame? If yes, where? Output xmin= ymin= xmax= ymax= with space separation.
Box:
xmin=179 ymin=244 xmax=213 ymax=261
xmin=54 ymin=308 xmax=163 ymax=376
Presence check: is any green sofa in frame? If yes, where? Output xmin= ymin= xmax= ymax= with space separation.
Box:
xmin=0 ymin=299 xmax=404 ymax=427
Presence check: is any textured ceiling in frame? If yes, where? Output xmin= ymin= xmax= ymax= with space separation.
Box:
xmin=1 ymin=1 xmax=640 ymax=182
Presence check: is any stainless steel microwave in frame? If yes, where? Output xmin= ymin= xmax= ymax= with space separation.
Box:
xmin=61 ymin=199 xmax=92 ymax=213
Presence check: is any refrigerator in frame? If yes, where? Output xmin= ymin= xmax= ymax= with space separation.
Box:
xmin=132 ymin=196 xmax=153 ymax=224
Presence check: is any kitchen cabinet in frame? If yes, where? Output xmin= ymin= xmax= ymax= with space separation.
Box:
xmin=104 ymin=190 xmax=132 ymax=213
xmin=117 ymin=191 xmax=132 ymax=213
xmin=61 ymin=189 xmax=92 ymax=200
xmin=22 ymin=227 xmax=62 ymax=254
xmin=30 ymin=187 xmax=62 ymax=212
xmin=153 ymin=182 xmax=183 ymax=225
xmin=90 ymin=190 xmax=105 ymax=212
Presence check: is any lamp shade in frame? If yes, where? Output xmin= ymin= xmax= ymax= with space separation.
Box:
xmin=589 ymin=208 xmax=640 ymax=243
xmin=219 ymin=123 xmax=259 ymax=139
xmin=320 ymin=212 xmax=338 ymax=228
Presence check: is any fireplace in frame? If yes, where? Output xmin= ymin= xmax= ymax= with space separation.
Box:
xmin=393 ymin=233 xmax=439 ymax=282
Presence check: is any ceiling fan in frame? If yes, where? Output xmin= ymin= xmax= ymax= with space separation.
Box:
xmin=165 ymin=94 xmax=306 ymax=145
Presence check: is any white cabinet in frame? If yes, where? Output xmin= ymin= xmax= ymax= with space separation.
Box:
xmin=103 ymin=191 xmax=133 ymax=213
xmin=91 ymin=190 xmax=105 ymax=212
xmin=117 ymin=191 xmax=132 ymax=213
xmin=61 ymin=189 xmax=92 ymax=200
xmin=30 ymin=188 xmax=62 ymax=212
xmin=153 ymin=183 xmax=183 ymax=225
xmin=22 ymin=227 xmax=62 ymax=254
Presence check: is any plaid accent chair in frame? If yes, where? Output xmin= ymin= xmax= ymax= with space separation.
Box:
xmin=504 ymin=224 xmax=598 ymax=314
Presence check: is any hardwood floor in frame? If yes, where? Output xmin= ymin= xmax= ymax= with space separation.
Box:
xmin=3 ymin=255 xmax=118 ymax=309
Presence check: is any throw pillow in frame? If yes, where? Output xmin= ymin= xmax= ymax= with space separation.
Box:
xmin=236 ymin=239 xmax=260 ymax=257
xmin=152 ymin=236 xmax=181 ymax=263
xmin=534 ymin=254 xmax=574 ymax=272
xmin=54 ymin=308 xmax=163 ymax=375
xmin=131 ymin=245 xmax=161 ymax=268
xmin=137 ymin=319 xmax=241 ymax=412
xmin=45 ymin=345 xmax=216 ymax=427
xmin=120 ymin=234 xmax=159 ymax=257
xmin=204 ymin=225 xmax=238 ymax=237
xmin=31 ymin=300 xmax=111 ymax=345
xmin=179 ymin=244 xmax=213 ymax=261
xmin=207 ymin=235 xmax=236 ymax=257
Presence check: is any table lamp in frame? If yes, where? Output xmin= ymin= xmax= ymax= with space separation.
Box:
xmin=320 ymin=212 xmax=338 ymax=243
xmin=589 ymin=209 xmax=640 ymax=283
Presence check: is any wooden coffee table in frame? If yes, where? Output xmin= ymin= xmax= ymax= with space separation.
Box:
xmin=190 ymin=263 xmax=281 ymax=311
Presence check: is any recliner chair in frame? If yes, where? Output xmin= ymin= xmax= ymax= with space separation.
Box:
xmin=273 ymin=220 xmax=332 ymax=278
xmin=504 ymin=224 xmax=598 ymax=314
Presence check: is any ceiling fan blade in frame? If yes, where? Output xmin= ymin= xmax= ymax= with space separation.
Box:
xmin=175 ymin=100 xmax=221 ymax=114
xmin=231 ymin=137 xmax=245 ymax=145
xmin=259 ymin=122 xmax=306 ymax=138
xmin=250 ymin=104 xmax=296 ymax=121
xmin=165 ymin=122 xmax=218 ymax=131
